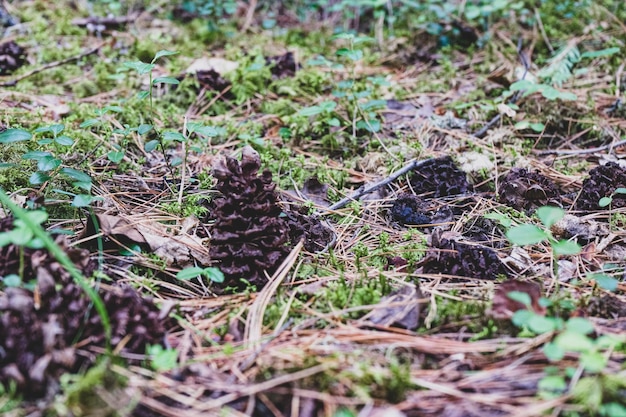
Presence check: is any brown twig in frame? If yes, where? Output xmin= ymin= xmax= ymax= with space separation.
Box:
xmin=241 ymin=0 xmax=257 ymax=32
xmin=535 ymin=138 xmax=626 ymax=155
xmin=0 ymin=41 xmax=106 ymax=87
xmin=326 ymin=158 xmax=432 ymax=212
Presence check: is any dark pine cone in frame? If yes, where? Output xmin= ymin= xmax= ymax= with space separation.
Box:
xmin=498 ymin=168 xmax=562 ymax=214
xmin=0 ymin=40 xmax=26 ymax=76
xmin=409 ymin=156 xmax=472 ymax=198
xmin=0 ymin=216 xmax=172 ymax=397
xmin=209 ymin=146 xmax=290 ymax=290
xmin=422 ymin=232 xmax=509 ymax=280
xmin=576 ymin=162 xmax=626 ymax=211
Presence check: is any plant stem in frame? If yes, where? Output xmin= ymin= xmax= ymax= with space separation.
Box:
xmin=0 ymin=190 xmax=111 ymax=351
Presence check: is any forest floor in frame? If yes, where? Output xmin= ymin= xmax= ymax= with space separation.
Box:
xmin=0 ymin=1 xmax=625 ymax=416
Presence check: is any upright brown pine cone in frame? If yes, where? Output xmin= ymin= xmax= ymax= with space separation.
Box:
xmin=209 ymin=146 xmax=290 ymax=290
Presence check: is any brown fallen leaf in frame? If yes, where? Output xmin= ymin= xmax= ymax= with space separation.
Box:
xmin=88 ymin=213 xmax=211 ymax=267
xmin=489 ymin=280 xmax=545 ymax=320
xmin=359 ymin=281 xmax=423 ymax=330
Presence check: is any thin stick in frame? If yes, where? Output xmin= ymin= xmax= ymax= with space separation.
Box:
xmin=326 ymin=158 xmax=431 ymax=211
xmin=535 ymin=138 xmax=626 ymax=155
xmin=0 ymin=41 xmax=106 ymax=87
xmin=472 ymin=37 xmax=529 ymax=138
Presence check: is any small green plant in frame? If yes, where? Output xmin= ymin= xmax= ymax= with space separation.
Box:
xmin=509 ymin=292 xmax=626 ymax=414
xmin=506 ymin=206 xmax=581 ymax=278
xmin=147 ymin=344 xmax=178 ymax=371
xmin=0 ymin=191 xmax=111 ymax=348
xmin=599 ymin=187 xmax=626 ymax=231
xmin=176 ymin=266 xmax=225 ymax=284
xmin=122 ymin=50 xmax=180 ymax=109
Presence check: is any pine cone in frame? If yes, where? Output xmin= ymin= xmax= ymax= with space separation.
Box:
xmin=409 ymin=156 xmax=472 ymax=197
xmin=498 ymin=168 xmax=562 ymax=214
xmin=576 ymin=162 xmax=626 ymax=211
xmin=209 ymin=146 xmax=290 ymax=289
xmin=0 ymin=40 xmax=26 ymax=76
xmin=0 ymin=216 xmax=172 ymax=397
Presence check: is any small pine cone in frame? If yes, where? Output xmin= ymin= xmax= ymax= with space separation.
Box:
xmin=0 ymin=216 xmax=172 ymax=397
xmin=576 ymin=162 xmax=626 ymax=211
xmin=209 ymin=146 xmax=290 ymax=289
xmin=0 ymin=40 xmax=26 ymax=75
xmin=409 ymin=156 xmax=472 ymax=198
xmin=498 ymin=168 xmax=562 ymax=214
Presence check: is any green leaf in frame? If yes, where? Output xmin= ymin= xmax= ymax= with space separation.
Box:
xmin=2 ymin=274 xmax=21 ymax=287
xmin=152 ymin=76 xmax=180 ymax=85
xmin=72 ymin=194 xmax=95 ymax=207
xmin=527 ymin=314 xmax=558 ymax=334
xmin=137 ymin=124 xmax=153 ymax=135
xmin=123 ymin=61 xmax=155 ymax=75
xmin=556 ymin=91 xmax=577 ymax=101
xmin=25 ymin=210 xmax=48 ymax=225
xmin=188 ymin=123 xmax=218 ymax=137
xmin=55 ymin=135 xmax=74 ymax=146
xmin=484 ymin=212 xmax=512 ymax=228
xmin=152 ymin=50 xmax=179 ymax=63
xmin=80 ymin=118 xmax=100 ymax=128
xmin=543 ymin=341 xmax=565 ymax=361
xmin=580 ymin=351 xmax=607 ymax=373
xmin=49 ymin=124 xmax=64 ymax=135
xmin=29 ymin=171 xmax=51 ymax=184
xmin=176 ymin=267 xmax=205 ymax=280
xmin=536 ymin=206 xmax=564 ymax=228
xmin=299 ymin=105 xmax=323 ymax=116
xmin=554 ymin=330 xmax=594 ymax=352
xmin=506 ymin=224 xmax=548 ymax=245
xmin=507 ymin=291 xmax=532 ymax=307
xmin=147 ymin=344 xmax=178 ymax=371
xmin=599 ymin=196 xmax=612 ymax=207
xmin=319 ymin=100 xmax=337 ymax=112
xmin=538 ymin=375 xmax=567 ymax=393
xmin=512 ymin=309 xmax=533 ymax=327
xmin=137 ymin=90 xmax=150 ymax=100
xmin=599 ymin=403 xmax=626 ymax=417
xmin=60 ymin=168 xmax=91 ymax=183
xmin=529 ymin=122 xmax=545 ymax=132
xmin=22 ymin=150 xmax=52 ymax=160
xmin=0 ymin=128 xmax=32 ymax=144
xmin=614 ymin=187 xmax=626 ymax=195
xmin=144 ymin=139 xmax=159 ymax=152
xmin=580 ymin=47 xmax=620 ymax=59
xmin=73 ymin=181 xmax=92 ymax=192
xmin=107 ymin=150 xmax=125 ymax=163
xmin=162 ymin=131 xmax=185 ymax=142
xmin=552 ymin=240 xmax=581 ymax=256
xmin=590 ymin=273 xmax=618 ymax=291
xmin=103 ymin=105 xmax=124 ymax=113
xmin=38 ymin=156 xmax=61 ymax=171
xmin=203 ymin=267 xmax=225 ymax=283
xmin=566 ymin=317 xmax=594 ymax=335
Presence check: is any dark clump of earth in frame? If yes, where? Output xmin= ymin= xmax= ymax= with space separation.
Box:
xmin=575 ymin=162 xmax=626 ymax=211
xmin=195 ymin=69 xmax=231 ymax=92
xmin=284 ymin=207 xmax=334 ymax=253
xmin=0 ymin=216 xmax=172 ymax=398
xmin=0 ymin=40 xmax=26 ymax=75
xmin=390 ymin=193 xmax=454 ymax=227
xmin=461 ymin=216 xmax=507 ymax=248
xmin=422 ymin=231 xmax=510 ymax=280
xmin=410 ymin=156 xmax=472 ymax=198
xmin=266 ymin=51 xmax=298 ymax=78
xmin=498 ymin=168 xmax=562 ymax=213
xmin=390 ymin=193 xmax=432 ymax=225
xmin=209 ymin=146 xmax=291 ymax=290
